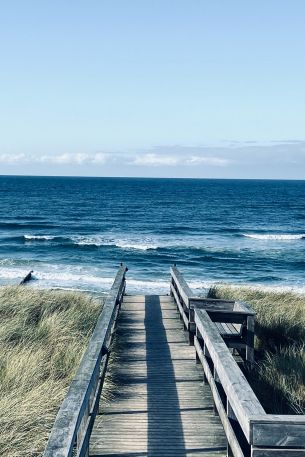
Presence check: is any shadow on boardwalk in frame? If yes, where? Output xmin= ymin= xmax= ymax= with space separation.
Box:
xmin=145 ymin=295 xmax=187 ymax=456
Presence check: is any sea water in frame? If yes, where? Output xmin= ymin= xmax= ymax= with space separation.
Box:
xmin=0 ymin=175 xmax=305 ymax=294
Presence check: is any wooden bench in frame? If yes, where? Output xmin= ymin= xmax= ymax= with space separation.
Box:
xmin=215 ymin=322 xmax=242 ymax=338
xmin=170 ymin=266 xmax=255 ymax=363
xmin=189 ymin=298 xmax=255 ymax=363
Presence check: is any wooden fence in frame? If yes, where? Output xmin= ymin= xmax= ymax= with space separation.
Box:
xmin=43 ymin=264 xmax=127 ymax=457
xmin=170 ymin=265 xmax=305 ymax=457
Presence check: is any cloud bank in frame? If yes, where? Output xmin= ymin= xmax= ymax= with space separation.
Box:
xmin=1 ymin=141 xmax=305 ymax=179
xmin=0 ymin=150 xmax=232 ymax=168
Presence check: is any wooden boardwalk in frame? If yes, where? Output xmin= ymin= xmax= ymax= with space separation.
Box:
xmin=44 ymin=266 xmax=305 ymax=457
xmin=90 ymin=295 xmax=227 ymax=457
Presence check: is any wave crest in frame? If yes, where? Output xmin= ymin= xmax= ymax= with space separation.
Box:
xmin=24 ymin=235 xmax=57 ymax=241
xmin=243 ymin=233 xmax=305 ymax=240
xmin=22 ymin=234 xmax=159 ymax=251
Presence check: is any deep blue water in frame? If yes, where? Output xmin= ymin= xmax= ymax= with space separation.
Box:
xmin=0 ymin=176 xmax=305 ymax=294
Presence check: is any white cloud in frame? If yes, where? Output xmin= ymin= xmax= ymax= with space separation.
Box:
xmin=0 ymin=152 xmax=109 ymax=166
xmin=186 ymin=156 xmax=231 ymax=166
xmin=0 ymin=151 xmax=232 ymax=168
xmin=0 ymin=153 xmax=27 ymax=163
xmin=133 ymin=153 xmax=179 ymax=166
xmin=132 ymin=152 xmax=231 ymax=167
xmin=92 ymin=153 xmax=107 ymax=164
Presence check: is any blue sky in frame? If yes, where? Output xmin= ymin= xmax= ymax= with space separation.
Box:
xmin=1 ymin=1 xmax=305 ymax=178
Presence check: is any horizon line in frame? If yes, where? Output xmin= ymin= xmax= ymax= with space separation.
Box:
xmin=0 ymin=173 xmax=305 ymax=182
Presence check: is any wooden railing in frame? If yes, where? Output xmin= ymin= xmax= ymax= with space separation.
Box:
xmin=43 ymin=264 xmax=127 ymax=457
xmin=170 ymin=265 xmax=305 ymax=457
xmin=170 ymin=265 xmax=255 ymax=362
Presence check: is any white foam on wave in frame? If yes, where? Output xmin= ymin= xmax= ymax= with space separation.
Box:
xmin=115 ymin=241 xmax=158 ymax=251
xmin=243 ymin=233 xmax=305 ymax=240
xmin=0 ymin=268 xmax=30 ymax=279
xmin=73 ymin=235 xmax=158 ymax=250
xmin=73 ymin=236 xmax=108 ymax=247
xmin=22 ymin=234 xmax=159 ymax=250
xmin=2 ymin=264 xmax=305 ymax=296
xmin=0 ymin=264 xmax=203 ymax=295
xmin=36 ymin=271 xmax=113 ymax=285
xmin=24 ymin=235 xmax=56 ymax=241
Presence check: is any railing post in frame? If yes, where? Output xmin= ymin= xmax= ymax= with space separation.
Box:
xmin=213 ymin=367 xmax=220 ymax=416
xmin=226 ymin=399 xmax=236 ymax=457
xmin=246 ymin=315 xmax=255 ymax=365
xmin=202 ymin=341 xmax=209 ymax=384
xmin=188 ymin=304 xmax=195 ymax=346
xmin=169 ymin=277 xmax=174 ymax=297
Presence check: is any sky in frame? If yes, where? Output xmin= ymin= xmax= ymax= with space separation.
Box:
xmin=0 ymin=1 xmax=305 ymax=178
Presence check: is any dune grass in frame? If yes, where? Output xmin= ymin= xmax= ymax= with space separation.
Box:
xmin=210 ymin=284 xmax=305 ymax=414
xmin=0 ymin=286 xmax=102 ymax=457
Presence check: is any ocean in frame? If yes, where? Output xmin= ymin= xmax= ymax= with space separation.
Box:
xmin=0 ymin=175 xmax=305 ymax=295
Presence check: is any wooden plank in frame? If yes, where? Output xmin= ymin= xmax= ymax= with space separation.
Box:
xmin=170 ymin=282 xmax=189 ymax=329
xmin=170 ymin=265 xmax=193 ymax=307
xmin=234 ymin=301 xmax=256 ymax=316
xmin=246 ymin=316 xmax=255 ymax=363
xmin=227 ymin=323 xmax=240 ymax=335
xmin=251 ymin=448 xmax=305 ymax=456
xmin=251 ymin=415 xmax=305 ymax=447
xmin=43 ymin=264 xmax=127 ymax=457
xmin=195 ymin=309 xmax=264 ymax=442
xmin=190 ymin=298 xmax=235 ymax=311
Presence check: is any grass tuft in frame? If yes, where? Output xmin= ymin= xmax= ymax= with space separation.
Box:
xmin=0 ymin=286 xmax=101 ymax=457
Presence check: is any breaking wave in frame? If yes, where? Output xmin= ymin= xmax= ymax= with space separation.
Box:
xmin=243 ymin=233 xmax=305 ymax=240
xmin=24 ymin=235 xmax=57 ymax=241
xmin=22 ymin=234 xmax=159 ymax=250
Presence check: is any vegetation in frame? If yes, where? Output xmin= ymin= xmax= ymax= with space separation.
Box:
xmin=0 ymin=286 xmax=101 ymax=457
xmin=210 ymin=284 xmax=305 ymax=414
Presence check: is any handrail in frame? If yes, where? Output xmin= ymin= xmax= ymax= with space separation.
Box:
xmin=195 ymin=308 xmax=264 ymax=439
xmin=170 ymin=265 xmax=194 ymax=306
xmin=170 ymin=265 xmax=305 ymax=456
xmin=43 ymin=264 xmax=127 ymax=457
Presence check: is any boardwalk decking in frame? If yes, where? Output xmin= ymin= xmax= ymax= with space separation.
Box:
xmin=43 ymin=266 xmax=305 ymax=457
xmin=90 ymin=295 xmax=227 ymax=457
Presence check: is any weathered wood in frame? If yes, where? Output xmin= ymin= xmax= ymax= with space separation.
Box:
xmin=227 ymin=400 xmax=236 ymax=457
xmin=19 ymin=270 xmax=34 ymax=285
xmin=90 ymin=295 xmax=226 ymax=456
xmin=170 ymin=265 xmax=193 ymax=307
xmin=170 ymin=282 xmax=189 ymax=329
xmin=234 ymin=300 xmax=256 ymax=316
xmin=251 ymin=448 xmax=305 ymax=457
xmin=190 ymin=297 xmax=235 ymax=311
xmin=43 ymin=264 xmax=127 ymax=457
xmin=44 ymin=265 xmax=305 ymax=457
xmin=195 ymin=308 xmax=264 ymax=442
xmin=215 ymin=323 xmax=241 ymax=337
xmin=246 ymin=315 xmax=255 ymax=363
xmin=250 ymin=415 xmax=305 ymax=447
xmin=194 ymin=336 xmax=244 ymax=457
xmin=171 ymin=265 xmax=305 ymax=456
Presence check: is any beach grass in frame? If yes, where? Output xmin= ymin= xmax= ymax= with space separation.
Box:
xmin=0 ymin=285 xmax=102 ymax=457
xmin=209 ymin=284 xmax=305 ymax=414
